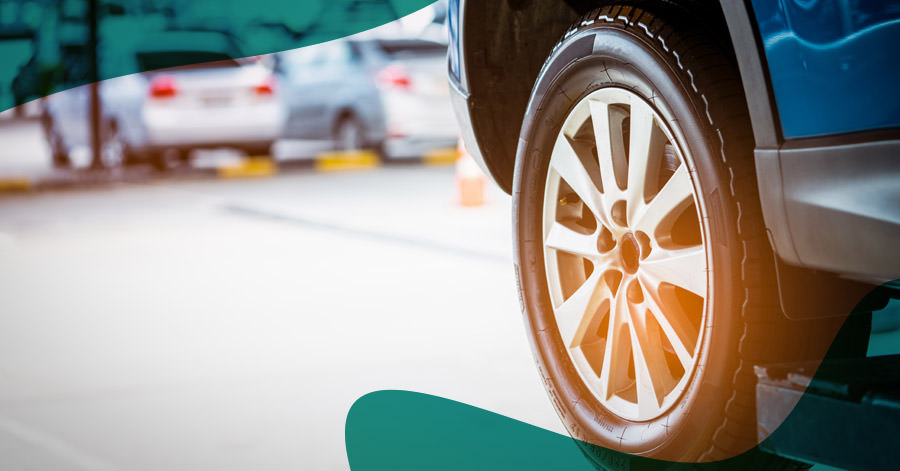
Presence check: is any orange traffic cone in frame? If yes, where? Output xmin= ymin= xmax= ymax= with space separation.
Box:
xmin=456 ymin=136 xmax=485 ymax=207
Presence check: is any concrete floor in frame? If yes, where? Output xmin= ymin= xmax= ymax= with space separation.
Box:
xmin=0 ymin=118 xmax=897 ymax=470
xmin=0 ymin=165 xmax=573 ymax=470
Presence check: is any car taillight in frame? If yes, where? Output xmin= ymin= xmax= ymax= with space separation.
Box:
xmin=377 ymin=65 xmax=411 ymax=91
xmin=254 ymin=75 xmax=277 ymax=96
xmin=149 ymin=75 xmax=177 ymax=99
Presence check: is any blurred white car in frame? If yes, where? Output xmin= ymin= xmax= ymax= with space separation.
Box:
xmin=43 ymin=30 xmax=285 ymax=169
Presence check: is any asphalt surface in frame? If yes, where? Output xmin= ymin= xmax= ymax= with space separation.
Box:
xmin=1 ymin=118 xmax=896 ymax=470
xmin=0 ymin=162 xmax=572 ymax=470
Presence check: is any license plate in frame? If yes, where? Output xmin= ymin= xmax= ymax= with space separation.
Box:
xmin=202 ymin=96 xmax=232 ymax=107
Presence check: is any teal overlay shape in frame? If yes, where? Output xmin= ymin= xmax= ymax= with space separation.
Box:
xmin=346 ymin=286 xmax=900 ymax=470
xmin=345 ymin=390 xmax=794 ymax=470
xmin=346 ymin=390 xmax=598 ymax=471
xmin=0 ymin=0 xmax=436 ymax=111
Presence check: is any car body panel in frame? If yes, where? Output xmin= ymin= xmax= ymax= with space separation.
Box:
xmin=379 ymin=43 xmax=459 ymax=156
xmin=750 ymin=0 xmax=900 ymax=139
xmin=447 ymin=0 xmax=900 ymax=288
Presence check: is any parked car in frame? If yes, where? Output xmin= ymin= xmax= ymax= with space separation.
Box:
xmin=448 ymin=0 xmax=900 ymax=468
xmin=42 ymin=30 xmax=284 ymax=169
xmin=275 ymin=37 xmax=457 ymax=159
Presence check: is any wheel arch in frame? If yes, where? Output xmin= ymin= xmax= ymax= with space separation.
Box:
xmin=332 ymin=107 xmax=359 ymax=137
xmin=459 ymin=0 xmax=774 ymax=193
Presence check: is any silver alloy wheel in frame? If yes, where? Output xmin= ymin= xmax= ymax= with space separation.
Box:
xmin=542 ymin=87 xmax=708 ymax=421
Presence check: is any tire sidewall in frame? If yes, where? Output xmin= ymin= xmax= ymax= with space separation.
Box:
xmin=513 ymin=25 xmax=746 ymax=460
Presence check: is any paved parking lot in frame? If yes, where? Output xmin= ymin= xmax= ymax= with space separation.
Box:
xmin=1 ymin=117 xmax=896 ymax=470
xmin=0 ymin=162 xmax=570 ymax=470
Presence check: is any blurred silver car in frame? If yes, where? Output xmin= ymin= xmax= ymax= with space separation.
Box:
xmin=276 ymin=37 xmax=457 ymax=159
xmin=43 ymin=30 xmax=285 ymax=169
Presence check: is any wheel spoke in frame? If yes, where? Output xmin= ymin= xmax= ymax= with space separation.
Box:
xmin=633 ymin=164 xmax=693 ymax=236
xmin=550 ymin=134 xmax=606 ymax=223
xmin=641 ymin=245 xmax=707 ymax=296
xmin=588 ymin=99 xmax=622 ymax=201
xmin=554 ymin=271 xmax=605 ymax=348
xmin=545 ymin=222 xmax=600 ymax=259
xmin=626 ymin=300 xmax=669 ymax=412
xmin=626 ymin=101 xmax=666 ymax=225
xmin=638 ymin=275 xmax=696 ymax=368
xmin=598 ymin=291 xmax=628 ymax=400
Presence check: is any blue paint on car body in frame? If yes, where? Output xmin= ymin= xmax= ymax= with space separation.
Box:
xmin=751 ymin=0 xmax=900 ymax=138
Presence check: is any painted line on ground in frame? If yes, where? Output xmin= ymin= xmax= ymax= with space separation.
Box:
xmin=223 ymin=202 xmax=510 ymax=265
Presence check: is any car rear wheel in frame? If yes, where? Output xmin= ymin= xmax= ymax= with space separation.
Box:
xmin=47 ymin=128 xmax=71 ymax=169
xmin=242 ymin=144 xmax=274 ymax=159
xmin=335 ymin=115 xmax=366 ymax=152
xmin=42 ymin=117 xmax=71 ymax=168
xmin=513 ymin=5 xmax=824 ymax=467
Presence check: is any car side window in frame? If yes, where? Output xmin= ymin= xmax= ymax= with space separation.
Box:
xmin=278 ymin=41 xmax=361 ymax=78
xmin=281 ymin=46 xmax=325 ymax=74
xmin=321 ymin=42 xmax=357 ymax=66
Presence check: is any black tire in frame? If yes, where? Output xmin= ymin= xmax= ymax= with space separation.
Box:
xmin=512 ymin=5 xmax=837 ymax=467
xmin=43 ymin=118 xmax=71 ymax=169
xmin=150 ymin=149 xmax=174 ymax=172
xmin=175 ymin=148 xmax=192 ymax=164
xmin=334 ymin=115 xmax=366 ymax=152
xmin=243 ymin=143 xmax=273 ymax=158
xmin=49 ymin=132 xmax=71 ymax=169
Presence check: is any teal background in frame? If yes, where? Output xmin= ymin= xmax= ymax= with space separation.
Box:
xmin=0 ymin=0 xmax=435 ymax=111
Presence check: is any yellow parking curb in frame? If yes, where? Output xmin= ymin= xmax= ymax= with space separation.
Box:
xmin=0 ymin=177 xmax=32 ymax=193
xmin=423 ymin=147 xmax=458 ymax=166
xmin=217 ymin=157 xmax=278 ymax=179
xmin=315 ymin=150 xmax=380 ymax=172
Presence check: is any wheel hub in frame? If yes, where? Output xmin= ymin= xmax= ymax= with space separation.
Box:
xmin=619 ymin=233 xmax=641 ymax=274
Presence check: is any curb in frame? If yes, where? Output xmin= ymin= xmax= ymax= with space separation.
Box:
xmin=315 ymin=150 xmax=381 ymax=172
xmin=217 ymin=156 xmax=279 ymax=179
xmin=0 ymin=177 xmax=32 ymax=193
xmin=422 ymin=147 xmax=457 ymax=166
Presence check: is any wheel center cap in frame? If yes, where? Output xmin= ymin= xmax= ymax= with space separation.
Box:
xmin=620 ymin=233 xmax=641 ymax=273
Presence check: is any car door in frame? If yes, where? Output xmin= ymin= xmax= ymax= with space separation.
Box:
xmin=280 ymin=42 xmax=354 ymax=140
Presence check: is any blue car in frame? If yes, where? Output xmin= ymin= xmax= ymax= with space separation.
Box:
xmin=448 ymin=0 xmax=900 ymax=467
